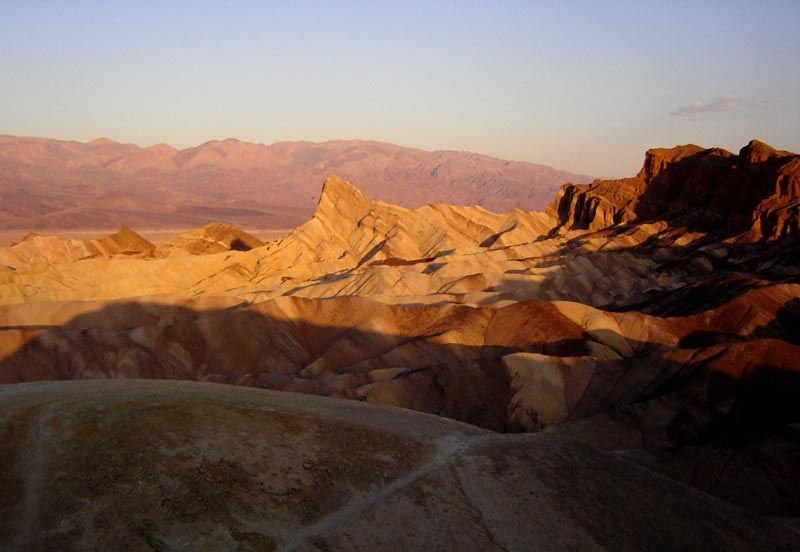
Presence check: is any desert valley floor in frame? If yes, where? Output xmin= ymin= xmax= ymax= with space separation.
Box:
xmin=1 ymin=140 xmax=799 ymax=550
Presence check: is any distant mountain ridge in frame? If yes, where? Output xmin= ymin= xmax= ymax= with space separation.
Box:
xmin=0 ymin=135 xmax=593 ymax=232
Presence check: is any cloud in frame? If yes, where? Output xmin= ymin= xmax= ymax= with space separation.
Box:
xmin=669 ymin=96 xmax=769 ymax=119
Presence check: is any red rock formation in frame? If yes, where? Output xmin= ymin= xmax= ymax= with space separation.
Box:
xmin=550 ymin=140 xmax=800 ymax=240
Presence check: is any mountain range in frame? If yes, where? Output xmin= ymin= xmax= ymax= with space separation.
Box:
xmin=0 ymin=135 xmax=592 ymax=233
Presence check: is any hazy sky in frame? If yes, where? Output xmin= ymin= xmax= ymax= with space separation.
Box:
xmin=1 ymin=0 xmax=798 ymax=176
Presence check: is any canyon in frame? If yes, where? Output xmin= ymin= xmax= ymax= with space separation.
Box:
xmin=1 ymin=139 xmax=798 ymax=550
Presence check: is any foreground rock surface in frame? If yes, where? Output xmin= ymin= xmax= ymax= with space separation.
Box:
xmin=0 ymin=379 xmax=793 ymax=552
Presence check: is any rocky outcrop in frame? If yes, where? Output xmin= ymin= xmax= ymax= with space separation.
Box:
xmin=0 ymin=226 xmax=155 ymax=270
xmin=549 ymin=140 xmax=800 ymax=240
xmin=155 ymin=222 xmax=265 ymax=256
xmin=248 ymin=175 xmax=554 ymax=283
xmin=96 ymin=225 xmax=157 ymax=255
xmin=549 ymin=177 xmax=643 ymax=231
xmin=751 ymin=153 xmax=800 ymax=240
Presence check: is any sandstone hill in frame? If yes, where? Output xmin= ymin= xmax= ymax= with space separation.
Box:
xmin=0 ymin=140 xmax=799 ymax=546
xmin=0 ymin=223 xmax=263 ymax=272
xmin=154 ymin=222 xmax=265 ymax=256
xmin=0 ymin=135 xmax=592 ymax=234
xmin=0 ymin=226 xmax=155 ymax=270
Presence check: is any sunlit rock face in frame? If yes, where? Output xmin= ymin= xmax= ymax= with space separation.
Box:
xmin=0 ymin=141 xmax=799 ymax=541
xmin=550 ymin=139 xmax=800 ymax=240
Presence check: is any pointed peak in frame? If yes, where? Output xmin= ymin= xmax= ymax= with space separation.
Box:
xmin=110 ymin=224 xmax=146 ymax=242
xmin=115 ymin=224 xmax=137 ymax=234
xmin=314 ymin=175 xmax=375 ymax=222
xmin=739 ymin=139 xmax=778 ymax=165
xmin=20 ymin=231 xmax=42 ymax=242
xmin=103 ymin=225 xmax=155 ymax=252
xmin=320 ymin=174 xmax=368 ymax=199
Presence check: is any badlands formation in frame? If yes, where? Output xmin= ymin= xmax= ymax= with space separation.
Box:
xmin=1 ymin=139 xmax=799 ymax=549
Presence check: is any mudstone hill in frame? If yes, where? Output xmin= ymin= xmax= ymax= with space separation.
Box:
xmin=1 ymin=140 xmax=798 ymax=551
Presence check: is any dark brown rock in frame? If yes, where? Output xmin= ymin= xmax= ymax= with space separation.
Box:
xmin=549 ymin=140 xmax=800 ymax=240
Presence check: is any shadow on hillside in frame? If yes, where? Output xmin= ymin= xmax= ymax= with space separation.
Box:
xmin=0 ymin=298 xmax=798 ymax=422
xmin=237 ymin=221 xmax=800 ymax=317
xmin=504 ymin=225 xmax=800 ymax=315
xmin=1 ymin=295 xmax=800 ymax=516
xmin=230 ymin=238 xmax=252 ymax=252
xmin=0 ymin=299 xmax=614 ymax=432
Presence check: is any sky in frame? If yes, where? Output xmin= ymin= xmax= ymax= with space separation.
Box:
xmin=1 ymin=0 xmax=798 ymax=177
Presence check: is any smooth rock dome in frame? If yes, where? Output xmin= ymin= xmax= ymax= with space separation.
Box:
xmin=0 ymin=379 xmax=793 ymax=551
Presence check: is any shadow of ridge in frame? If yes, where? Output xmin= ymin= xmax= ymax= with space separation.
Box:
xmin=0 ymin=295 xmax=799 ymax=516
xmin=548 ymin=301 xmax=800 ymax=517
xmin=650 ymin=354 xmax=800 ymax=518
xmin=242 ymin=217 xmax=800 ymax=318
xmin=230 ymin=238 xmax=252 ymax=251
xmin=0 ymin=297 xmax=618 ymax=432
xmin=1 ymin=296 xmax=798 ymax=432
xmin=513 ymin=221 xmax=800 ymax=315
